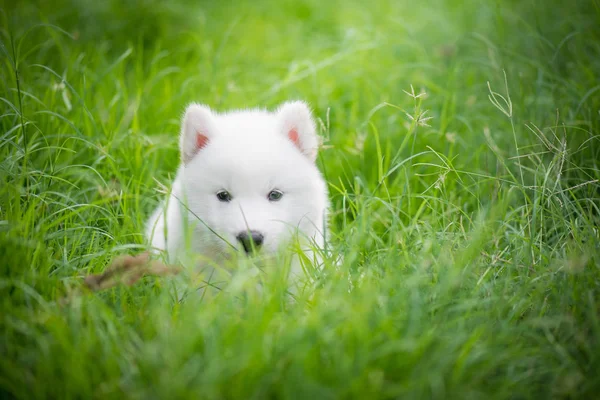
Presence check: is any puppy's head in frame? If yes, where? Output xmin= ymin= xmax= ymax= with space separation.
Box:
xmin=178 ymin=101 xmax=327 ymax=256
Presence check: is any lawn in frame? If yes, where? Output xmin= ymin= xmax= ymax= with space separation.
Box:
xmin=1 ymin=0 xmax=599 ymax=398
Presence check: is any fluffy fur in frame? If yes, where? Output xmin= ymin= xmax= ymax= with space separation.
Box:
xmin=146 ymin=101 xmax=329 ymax=276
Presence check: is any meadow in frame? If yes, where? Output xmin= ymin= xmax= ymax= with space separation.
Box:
xmin=1 ymin=0 xmax=599 ymax=398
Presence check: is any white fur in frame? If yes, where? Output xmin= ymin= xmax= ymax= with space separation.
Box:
xmin=146 ymin=101 xmax=329 ymax=280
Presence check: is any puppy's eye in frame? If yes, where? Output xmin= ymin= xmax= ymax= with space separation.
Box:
xmin=216 ymin=190 xmax=232 ymax=202
xmin=267 ymin=189 xmax=283 ymax=201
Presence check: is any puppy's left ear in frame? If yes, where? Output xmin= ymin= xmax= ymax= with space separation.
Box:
xmin=179 ymin=103 xmax=217 ymax=164
xmin=277 ymin=101 xmax=319 ymax=162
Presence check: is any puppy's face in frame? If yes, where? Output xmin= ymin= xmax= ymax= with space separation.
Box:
xmin=179 ymin=102 xmax=328 ymax=256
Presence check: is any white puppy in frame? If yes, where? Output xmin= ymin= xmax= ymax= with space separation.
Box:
xmin=146 ymin=101 xmax=329 ymax=283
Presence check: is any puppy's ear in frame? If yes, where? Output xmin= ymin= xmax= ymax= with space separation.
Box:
xmin=179 ymin=104 xmax=217 ymax=164
xmin=277 ymin=100 xmax=319 ymax=162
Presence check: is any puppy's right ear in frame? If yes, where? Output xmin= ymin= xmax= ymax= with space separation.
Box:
xmin=180 ymin=104 xmax=216 ymax=164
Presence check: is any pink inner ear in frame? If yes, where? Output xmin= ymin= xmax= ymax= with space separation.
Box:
xmin=196 ymin=132 xmax=209 ymax=150
xmin=288 ymin=128 xmax=300 ymax=147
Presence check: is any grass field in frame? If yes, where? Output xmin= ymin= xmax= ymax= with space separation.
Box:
xmin=2 ymin=0 xmax=600 ymax=398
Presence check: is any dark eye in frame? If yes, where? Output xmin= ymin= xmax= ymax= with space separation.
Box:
xmin=267 ymin=189 xmax=283 ymax=201
xmin=216 ymin=190 xmax=232 ymax=202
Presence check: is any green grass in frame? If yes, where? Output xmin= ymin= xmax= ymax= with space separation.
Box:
xmin=2 ymin=0 xmax=600 ymax=398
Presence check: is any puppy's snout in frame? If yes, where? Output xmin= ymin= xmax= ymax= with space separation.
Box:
xmin=236 ymin=230 xmax=264 ymax=253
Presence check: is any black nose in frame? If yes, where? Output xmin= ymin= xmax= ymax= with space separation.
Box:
xmin=236 ymin=230 xmax=264 ymax=253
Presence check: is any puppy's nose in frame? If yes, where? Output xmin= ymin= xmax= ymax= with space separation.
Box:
xmin=236 ymin=230 xmax=264 ymax=253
